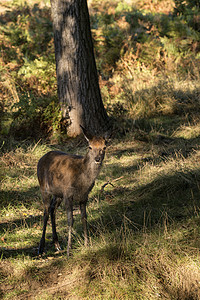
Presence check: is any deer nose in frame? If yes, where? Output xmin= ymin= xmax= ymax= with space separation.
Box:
xmin=95 ymin=156 xmax=101 ymax=163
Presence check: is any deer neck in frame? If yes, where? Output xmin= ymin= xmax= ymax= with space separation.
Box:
xmin=83 ymin=152 xmax=102 ymax=181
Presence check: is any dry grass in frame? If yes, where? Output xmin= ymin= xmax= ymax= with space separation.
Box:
xmin=1 ymin=125 xmax=200 ymax=298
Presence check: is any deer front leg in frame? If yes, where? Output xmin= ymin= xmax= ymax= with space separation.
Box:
xmin=65 ymin=200 xmax=74 ymax=257
xmin=38 ymin=200 xmax=51 ymax=255
xmin=50 ymin=196 xmax=62 ymax=252
xmin=80 ymin=202 xmax=88 ymax=247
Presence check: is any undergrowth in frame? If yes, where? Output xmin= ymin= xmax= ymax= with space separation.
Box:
xmin=0 ymin=0 xmax=199 ymax=139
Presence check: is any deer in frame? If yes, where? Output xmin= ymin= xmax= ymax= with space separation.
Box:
xmin=37 ymin=126 xmax=109 ymax=256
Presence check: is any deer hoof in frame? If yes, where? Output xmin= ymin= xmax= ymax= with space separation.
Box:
xmin=54 ymin=242 xmax=62 ymax=252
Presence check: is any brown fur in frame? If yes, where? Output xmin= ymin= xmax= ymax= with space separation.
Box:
xmin=37 ymin=129 xmax=107 ymax=256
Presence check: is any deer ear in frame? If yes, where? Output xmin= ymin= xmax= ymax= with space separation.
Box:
xmin=104 ymin=129 xmax=112 ymax=142
xmin=80 ymin=125 xmax=93 ymax=142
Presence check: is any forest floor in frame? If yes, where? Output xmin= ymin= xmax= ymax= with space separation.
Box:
xmin=1 ymin=116 xmax=200 ymax=299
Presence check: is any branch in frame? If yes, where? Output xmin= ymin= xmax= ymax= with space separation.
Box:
xmin=100 ymin=176 xmax=124 ymax=193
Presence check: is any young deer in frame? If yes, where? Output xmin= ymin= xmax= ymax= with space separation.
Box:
xmin=37 ymin=126 xmax=108 ymax=256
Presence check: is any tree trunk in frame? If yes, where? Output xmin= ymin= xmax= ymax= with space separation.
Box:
xmin=50 ymin=0 xmax=109 ymax=136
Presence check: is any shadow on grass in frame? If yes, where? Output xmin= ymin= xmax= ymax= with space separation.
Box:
xmin=1 ymin=136 xmax=200 ymax=259
xmin=0 ymin=212 xmax=66 ymax=259
xmin=0 ymin=166 xmax=200 ymax=260
xmin=0 ymin=186 xmax=40 ymax=209
xmin=87 ymin=166 xmax=200 ymax=240
xmin=0 ymin=186 xmax=42 ymax=258
xmin=0 ymin=244 xmax=39 ymax=258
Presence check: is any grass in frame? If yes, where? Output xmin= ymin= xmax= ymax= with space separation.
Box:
xmin=1 ymin=118 xmax=200 ymax=298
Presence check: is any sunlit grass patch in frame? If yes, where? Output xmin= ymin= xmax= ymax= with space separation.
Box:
xmin=173 ymin=122 xmax=200 ymax=139
xmin=1 ymin=131 xmax=200 ymax=298
xmin=65 ymin=214 xmax=200 ymax=299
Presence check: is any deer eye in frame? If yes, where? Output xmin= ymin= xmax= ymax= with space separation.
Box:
xmin=103 ymin=146 xmax=106 ymax=151
xmin=89 ymin=146 xmax=92 ymax=150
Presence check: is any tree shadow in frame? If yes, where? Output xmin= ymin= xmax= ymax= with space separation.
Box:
xmin=0 ymin=186 xmax=40 ymax=210
xmin=0 ymin=186 xmax=43 ymax=258
xmin=0 ymin=244 xmax=38 ymax=259
xmin=0 ymin=213 xmax=41 ymax=259
xmin=87 ymin=159 xmax=200 ymax=238
xmin=0 ymin=212 xmax=41 ymax=234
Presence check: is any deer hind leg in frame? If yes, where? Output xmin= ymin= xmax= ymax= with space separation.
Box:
xmin=38 ymin=194 xmax=51 ymax=255
xmin=80 ymin=202 xmax=88 ymax=247
xmin=50 ymin=196 xmax=62 ymax=252
xmin=65 ymin=199 xmax=74 ymax=257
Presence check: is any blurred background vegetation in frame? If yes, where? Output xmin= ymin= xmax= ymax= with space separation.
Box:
xmin=0 ymin=0 xmax=199 ymax=141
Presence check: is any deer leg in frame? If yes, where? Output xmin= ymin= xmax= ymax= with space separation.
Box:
xmin=66 ymin=200 xmax=74 ymax=257
xmin=80 ymin=202 xmax=88 ymax=247
xmin=38 ymin=201 xmax=51 ymax=255
xmin=50 ymin=196 xmax=62 ymax=252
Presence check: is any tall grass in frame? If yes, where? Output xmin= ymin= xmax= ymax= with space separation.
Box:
xmin=1 ymin=129 xmax=200 ymax=298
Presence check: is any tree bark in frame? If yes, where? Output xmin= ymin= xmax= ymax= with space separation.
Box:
xmin=50 ymin=0 xmax=109 ymax=136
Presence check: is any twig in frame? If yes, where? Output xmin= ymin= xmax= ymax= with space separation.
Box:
xmin=31 ymin=139 xmax=42 ymax=152
xmin=100 ymin=176 xmax=124 ymax=193
xmin=100 ymin=181 xmax=114 ymax=192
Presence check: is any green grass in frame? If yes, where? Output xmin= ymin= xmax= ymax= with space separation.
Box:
xmin=1 ymin=121 xmax=200 ymax=298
